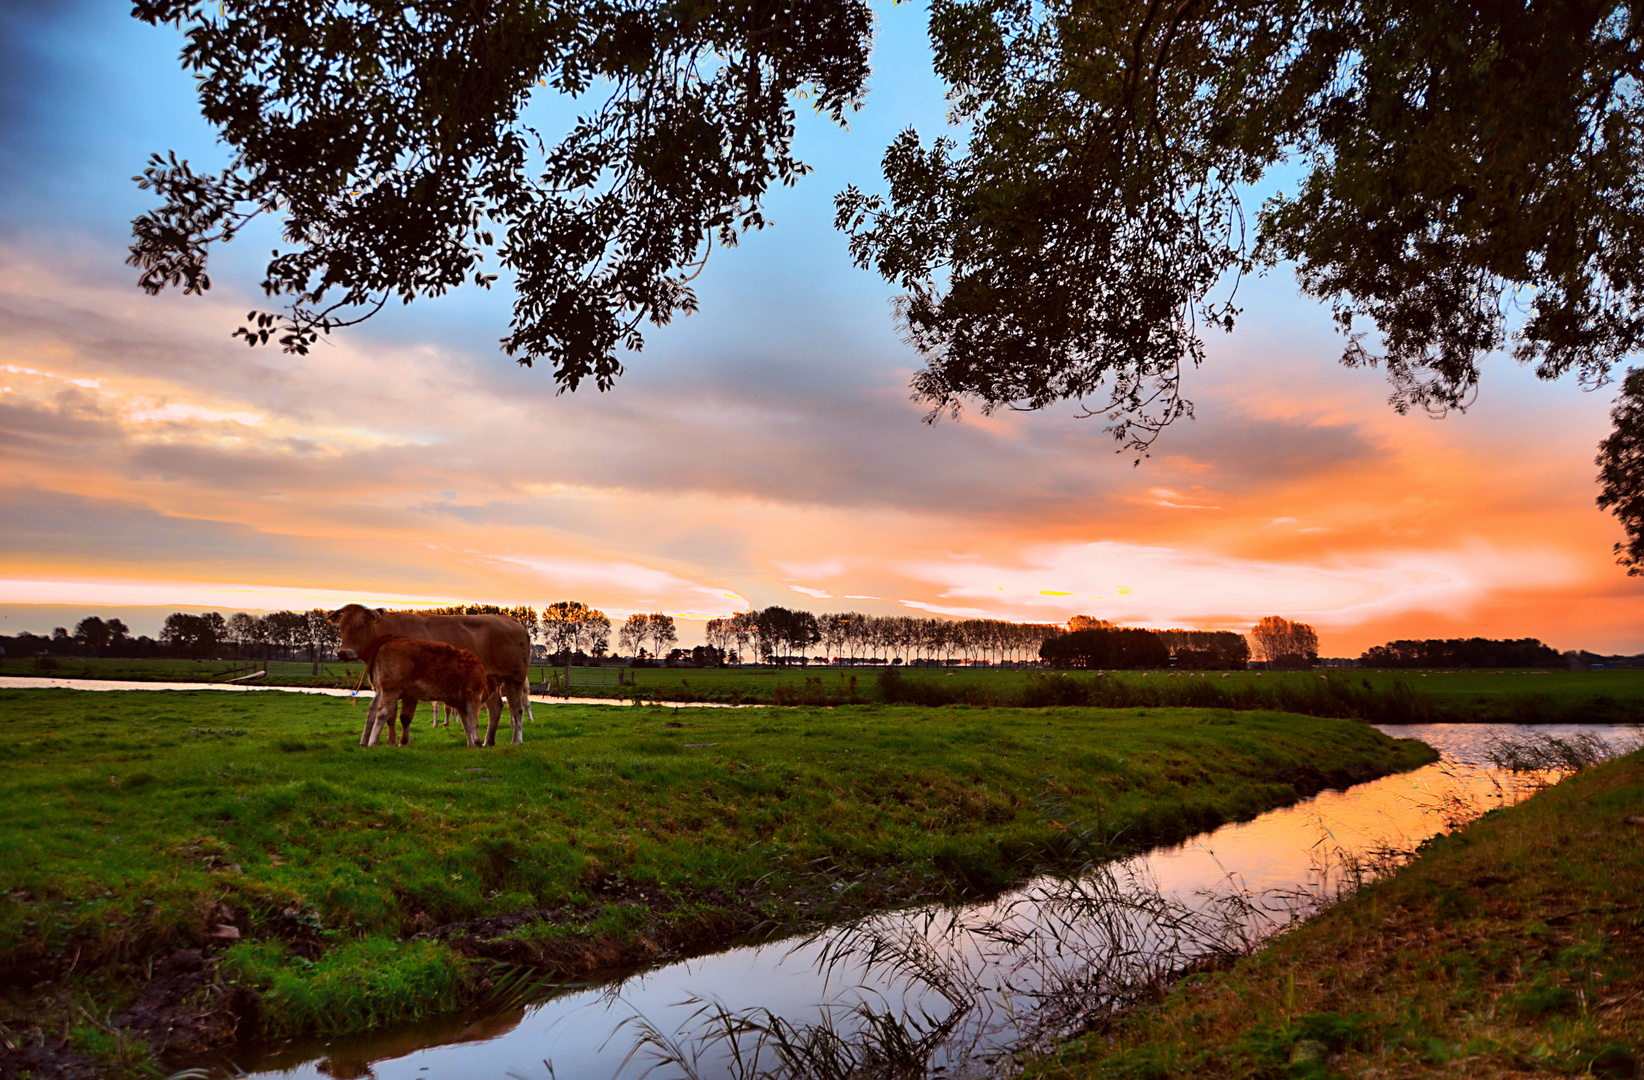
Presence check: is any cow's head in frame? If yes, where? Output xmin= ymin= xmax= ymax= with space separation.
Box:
xmin=327 ymin=604 xmax=387 ymax=649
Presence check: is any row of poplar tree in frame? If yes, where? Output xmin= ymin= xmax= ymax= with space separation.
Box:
xmin=10 ymin=605 xmax=1324 ymax=670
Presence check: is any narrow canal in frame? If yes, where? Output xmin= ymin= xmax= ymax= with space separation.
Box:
xmin=213 ymin=722 xmax=1637 ymax=1080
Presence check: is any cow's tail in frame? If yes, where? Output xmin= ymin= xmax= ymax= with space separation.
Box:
xmin=520 ymin=638 xmax=535 ymax=723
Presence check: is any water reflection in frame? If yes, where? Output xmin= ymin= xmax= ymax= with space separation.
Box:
xmin=251 ymin=1010 xmax=530 ymax=1079
xmin=230 ymin=723 xmax=1637 ymax=1080
xmin=0 ymin=676 xmax=365 ymax=697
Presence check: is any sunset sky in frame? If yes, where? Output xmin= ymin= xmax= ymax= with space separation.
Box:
xmin=2 ymin=0 xmax=1640 ymax=656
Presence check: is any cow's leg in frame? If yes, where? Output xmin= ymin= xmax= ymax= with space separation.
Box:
xmin=504 ymin=681 xmax=526 ymax=745
xmin=367 ymin=691 xmax=400 ymax=747
xmin=520 ymin=679 xmax=535 ymax=726
xmin=483 ymin=688 xmax=503 ymax=747
xmin=397 ymin=697 xmax=417 ymax=746
xmin=457 ymin=697 xmax=481 ymax=747
xmin=361 ymin=691 xmax=385 ymax=746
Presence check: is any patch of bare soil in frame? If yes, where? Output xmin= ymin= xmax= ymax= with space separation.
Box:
xmin=110 ymin=948 xmax=259 ymax=1057
xmin=0 ymin=1036 xmax=97 ymax=1080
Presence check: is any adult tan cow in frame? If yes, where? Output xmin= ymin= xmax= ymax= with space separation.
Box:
xmin=327 ymin=604 xmax=534 ymax=745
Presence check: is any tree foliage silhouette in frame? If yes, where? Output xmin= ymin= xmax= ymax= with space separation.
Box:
xmin=128 ymin=0 xmax=871 ymax=390
xmin=131 ymin=0 xmax=1644 ymax=550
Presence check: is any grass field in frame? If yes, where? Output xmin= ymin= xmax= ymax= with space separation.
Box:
xmin=626 ymin=665 xmax=1644 ymax=725
xmin=1025 ymin=748 xmax=1644 ymax=1079
xmin=0 ymin=688 xmax=1433 ymax=1072
xmin=8 ymin=658 xmax=1643 ymax=724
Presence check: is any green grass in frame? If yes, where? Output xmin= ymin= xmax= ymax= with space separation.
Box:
xmin=1024 ymin=750 xmax=1644 ymax=1080
xmin=221 ymin=936 xmax=468 ymax=1038
xmin=1367 ymin=668 xmax=1644 ymax=722
xmin=0 ymin=689 xmax=1433 ymax=1068
xmin=0 ymin=656 xmax=369 ymax=687
xmin=619 ymin=665 xmax=1644 ymax=724
xmin=9 ymin=658 xmax=1643 ymax=723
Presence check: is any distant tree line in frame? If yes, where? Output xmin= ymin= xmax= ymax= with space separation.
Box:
xmin=1359 ymin=637 xmax=1564 ymax=668
xmin=1041 ymin=627 xmax=1171 ymax=669
xmin=1039 ymin=618 xmax=1300 ymax=671
xmin=40 ymin=604 xmax=1599 ymax=676
xmin=0 ymin=610 xmax=345 ymax=669
xmin=702 ymin=609 xmax=1066 ymax=666
xmin=1 ymin=617 xmax=141 ymax=659
xmin=1155 ymin=629 xmax=1253 ymax=669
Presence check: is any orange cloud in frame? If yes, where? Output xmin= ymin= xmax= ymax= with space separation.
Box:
xmin=1 ymin=244 xmax=1639 ymax=653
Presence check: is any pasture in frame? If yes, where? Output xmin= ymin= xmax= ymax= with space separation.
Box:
xmin=616 ymin=665 xmax=1644 ymax=723
xmin=8 ymin=658 xmax=1644 ymax=724
xmin=0 ymin=688 xmax=1432 ymax=1067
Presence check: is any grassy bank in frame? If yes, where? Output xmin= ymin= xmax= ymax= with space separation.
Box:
xmin=1026 ymin=749 xmax=1644 ymax=1080
xmin=7 ymin=660 xmax=1643 ymax=724
xmin=0 ymin=689 xmax=1433 ymax=1073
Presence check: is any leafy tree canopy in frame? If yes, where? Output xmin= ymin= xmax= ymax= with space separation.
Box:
xmin=1249 ymin=616 xmax=1318 ymax=667
xmin=1598 ymin=367 xmax=1644 ymax=571
xmin=129 ymin=0 xmax=872 ymax=389
xmin=131 ymin=0 xmax=1644 ymax=560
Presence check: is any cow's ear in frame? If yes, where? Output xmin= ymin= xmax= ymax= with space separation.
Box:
xmin=325 ymin=607 xmax=343 ymax=624
xmin=374 ymin=607 xmax=387 ymax=618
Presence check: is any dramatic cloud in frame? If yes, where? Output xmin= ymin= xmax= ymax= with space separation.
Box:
xmin=1 ymin=1 xmax=1639 ymax=652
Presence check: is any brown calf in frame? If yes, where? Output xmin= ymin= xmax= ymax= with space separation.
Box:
xmin=357 ymin=635 xmax=501 ymax=748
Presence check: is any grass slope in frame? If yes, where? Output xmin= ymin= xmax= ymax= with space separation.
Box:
xmin=1026 ymin=751 xmax=1644 ymax=1080
xmin=0 ymin=689 xmax=1432 ymax=1069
